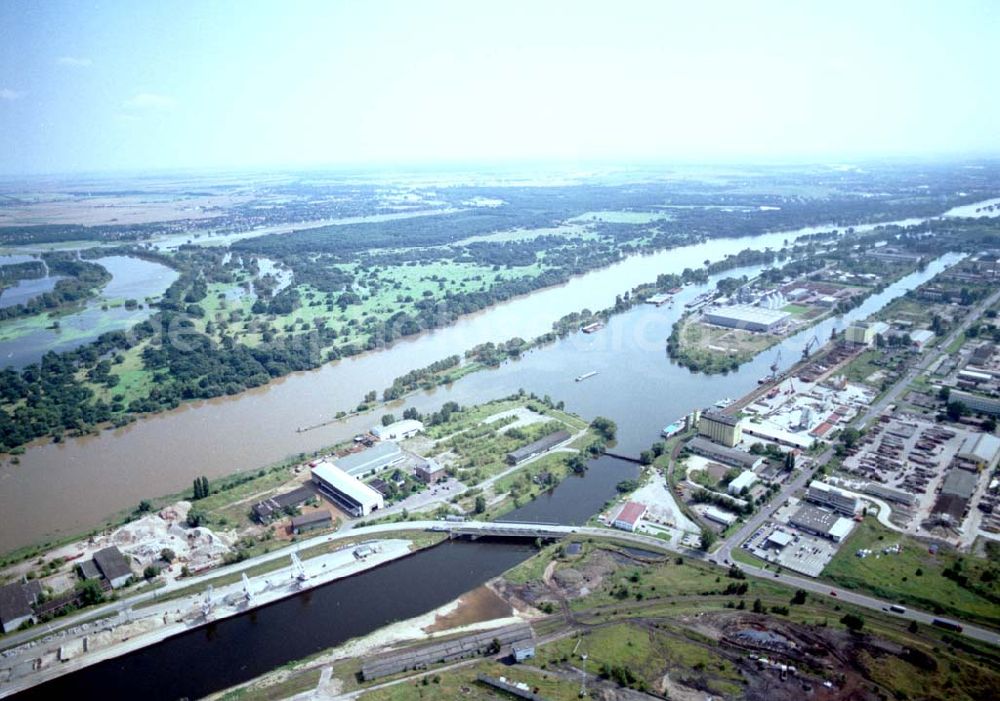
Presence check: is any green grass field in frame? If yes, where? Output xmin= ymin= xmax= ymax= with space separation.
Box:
xmin=823 ymin=520 xmax=1000 ymax=627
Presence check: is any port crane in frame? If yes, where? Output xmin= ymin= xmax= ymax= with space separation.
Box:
xmin=242 ymin=573 xmax=255 ymax=604
xmin=769 ymin=350 xmax=782 ymax=375
xmin=801 ymin=335 xmax=819 ymax=360
xmin=199 ymin=585 xmax=214 ymax=619
xmin=291 ymin=551 xmax=308 ymax=584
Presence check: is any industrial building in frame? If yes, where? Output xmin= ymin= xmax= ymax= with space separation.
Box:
xmin=727 ymin=470 xmax=759 ymax=496
xmin=788 ymin=505 xmax=854 ymax=542
xmin=957 ymin=433 xmax=1000 ymax=470
xmin=742 ymin=422 xmax=815 ymax=450
xmin=686 ymin=436 xmax=764 ymax=471
xmin=703 ymin=506 xmax=737 ymax=527
xmin=414 ymin=457 xmax=447 ymax=483
xmin=0 ymin=580 xmax=41 ymax=634
xmin=311 ymin=461 xmax=385 ymax=517
xmin=506 ymin=430 xmax=571 ymax=465
xmin=703 ymin=305 xmax=791 ymax=333
xmin=846 ymin=321 xmax=889 ymax=346
xmin=698 ymin=410 xmax=743 ymax=447
xmin=360 ymin=623 xmax=533 ymax=680
xmin=806 ymin=481 xmax=859 ymax=516
xmin=949 ymin=389 xmax=1000 ymax=415
xmin=333 ymin=441 xmax=405 ymax=477
xmin=909 ymin=329 xmax=935 ymax=349
xmin=290 ymin=510 xmax=333 ymax=535
xmin=79 ymin=546 xmax=134 ymax=589
xmin=371 ymin=419 xmax=424 ymax=441
xmin=940 ymin=469 xmax=978 ymax=500
xmin=612 ymin=501 xmax=646 ymax=531
xmin=251 ymin=485 xmax=316 ymax=523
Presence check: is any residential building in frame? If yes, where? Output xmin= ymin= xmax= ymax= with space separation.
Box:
xmin=414 ymin=457 xmax=447 ymax=483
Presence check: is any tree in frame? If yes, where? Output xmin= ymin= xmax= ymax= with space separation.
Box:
xmin=984 ymin=416 xmax=997 ymax=433
xmin=784 ymin=452 xmax=795 ymax=471
xmin=840 ymin=613 xmax=865 ymax=632
xmin=752 ymin=598 xmax=764 ymax=613
xmin=946 ymin=401 xmax=969 ymax=422
xmin=840 ymin=428 xmax=861 ymax=449
xmin=76 ymin=578 xmax=105 ymax=606
xmin=937 ymin=385 xmax=951 ymax=402
xmin=137 ymin=499 xmax=152 ymax=513
xmin=143 ymin=565 xmax=159 ymax=580
xmin=160 ymin=548 xmax=175 ymax=563
xmin=381 ymin=413 xmax=396 ymax=427
xmin=791 ymin=589 xmax=807 ymax=605
xmin=590 ymin=416 xmax=617 ymax=441
xmin=474 ymin=495 xmax=486 ymax=514
xmin=698 ymin=527 xmax=717 ymax=551
xmin=568 ymin=455 xmax=588 ymax=474
xmin=639 ymin=450 xmax=654 ymax=465
xmin=187 ymin=509 xmax=206 ymax=528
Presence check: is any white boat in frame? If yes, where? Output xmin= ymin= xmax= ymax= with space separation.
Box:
xmin=714 ymin=397 xmax=734 ymax=408
xmin=575 ymin=371 xmax=598 ymax=382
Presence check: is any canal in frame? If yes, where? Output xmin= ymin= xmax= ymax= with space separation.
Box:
xmin=11 ymin=454 xmax=638 ymax=701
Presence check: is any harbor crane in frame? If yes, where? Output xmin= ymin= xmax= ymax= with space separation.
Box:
xmin=242 ymin=573 xmax=255 ymax=604
xmin=801 ymin=335 xmax=819 ymax=360
xmin=769 ymin=349 xmax=782 ymax=375
xmin=291 ymin=551 xmax=308 ymax=584
xmin=200 ymin=585 xmax=214 ymax=619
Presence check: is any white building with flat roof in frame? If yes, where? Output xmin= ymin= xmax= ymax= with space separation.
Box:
xmin=371 ymin=419 xmax=424 ymax=441
xmin=312 ymin=461 xmax=384 ymax=517
xmin=703 ymin=305 xmax=791 ymax=333
xmin=727 ymin=470 xmax=759 ymax=496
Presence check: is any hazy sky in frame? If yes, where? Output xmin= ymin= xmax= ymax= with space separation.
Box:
xmin=1 ymin=0 xmax=998 ymax=175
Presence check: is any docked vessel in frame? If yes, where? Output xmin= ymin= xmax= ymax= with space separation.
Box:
xmin=575 ymin=371 xmax=598 ymax=382
xmin=661 ymin=420 xmax=685 ymax=438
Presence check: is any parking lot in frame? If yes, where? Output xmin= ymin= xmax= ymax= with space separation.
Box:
xmin=741 ymin=498 xmax=845 ymax=577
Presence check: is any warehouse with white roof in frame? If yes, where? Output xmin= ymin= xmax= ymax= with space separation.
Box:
xmin=703 ymin=305 xmax=791 ymax=333
xmin=311 ymin=461 xmax=384 ymax=517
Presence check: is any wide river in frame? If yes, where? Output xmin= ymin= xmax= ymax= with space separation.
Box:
xmin=0 ymin=216 xmax=968 ymax=553
xmin=0 ymin=242 xmax=955 ymax=700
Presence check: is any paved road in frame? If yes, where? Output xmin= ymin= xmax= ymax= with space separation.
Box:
xmin=714 ymin=285 xmax=1000 ymax=645
xmin=734 ymin=560 xmax=999 ymax=646
xmin=856 ymin=286 xmax=1000 ymax=429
